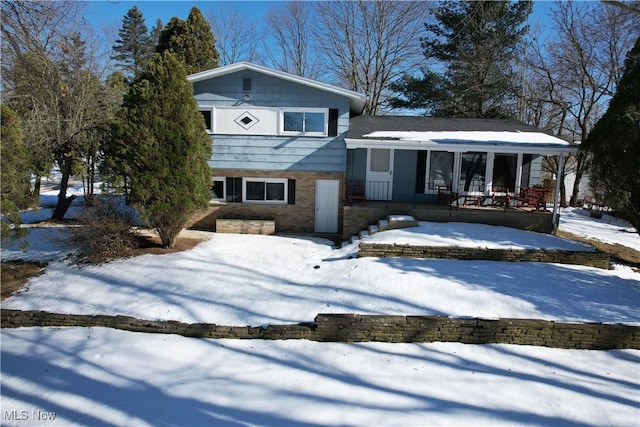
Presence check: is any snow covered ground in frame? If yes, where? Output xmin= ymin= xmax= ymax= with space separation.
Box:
xmin=1 ymin=186 xmax=639 ymax=426
xmin=559 ymin=207 xmax=640 ymax=251
xmin=2 ymin=329 xmax=638 ymax=427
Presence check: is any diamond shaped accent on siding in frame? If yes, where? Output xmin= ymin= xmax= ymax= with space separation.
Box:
xmin=234 ymin=111 xmax=259 ymax=130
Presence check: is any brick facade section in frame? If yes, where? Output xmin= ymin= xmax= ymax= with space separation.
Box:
xmin=216 ymin=219 xmax=276 ymax=235
xmin=188 ymin=169 xmax=345 ymax=234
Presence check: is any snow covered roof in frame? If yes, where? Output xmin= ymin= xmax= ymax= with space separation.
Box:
xmin=188 ymin=62 xmax=367 ymax=114
xmin=346 ymin=116 xmax=578 ymax=154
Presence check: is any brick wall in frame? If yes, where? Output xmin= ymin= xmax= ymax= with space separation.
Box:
xmin=216 ymin=219 xmax=275 ymax=235
xmin=189 ymin=169 xmax=344 ymax=234
xmin=358 ymin=243 xmax=610 ymax=269
xmin=2 ymin=310 xmax=637 ymax=350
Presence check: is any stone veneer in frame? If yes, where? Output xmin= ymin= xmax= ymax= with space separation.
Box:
xmin=2 ymin=310 xmax=637 ymax=350
xmin=358 ymin=243 xmax=611 ymax=269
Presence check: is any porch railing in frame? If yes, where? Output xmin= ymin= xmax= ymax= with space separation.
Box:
xmin=364 ymin=181 xmax=390 ymax=201
xmin=353 ymin=180 xmax=550 ymax=202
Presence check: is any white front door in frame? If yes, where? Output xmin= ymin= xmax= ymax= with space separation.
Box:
xmin=315 ymin=179 xmax=339 ymax=233
xmin=366 ymin=148 xmax=394 ymax=200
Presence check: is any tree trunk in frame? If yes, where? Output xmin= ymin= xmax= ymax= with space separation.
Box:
xmin=51 ymin=160 xmax=74 ymax=220
xmin=569 ymin=151 xmax=587 ymax=207
xmin=32 ymin=176 xmax=42 ymax=208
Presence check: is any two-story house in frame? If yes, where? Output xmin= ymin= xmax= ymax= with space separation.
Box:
xmin=188 ymin=61 xmax=366 ymax=235
xmin=188 ymin=62 xmax=577 ymax=238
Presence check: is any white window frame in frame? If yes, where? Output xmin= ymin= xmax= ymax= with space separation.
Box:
xmin=210 ymin=176 xmax=226 ymax=202
xmin=424 ymin=150 xmax=455 ymax=193
xmin=279 ymin=108 xmax=328 ymax=137
xmin=242 ymin=177 xmax=288 ymax=204
xmin=198 ymin=105 xmax=214 ymax=133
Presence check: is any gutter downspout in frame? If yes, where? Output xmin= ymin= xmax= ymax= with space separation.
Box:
xmin=552 ymin=152 xmax=566 ymax=234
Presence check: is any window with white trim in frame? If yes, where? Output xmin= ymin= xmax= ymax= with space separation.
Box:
xmin=281 ymin=108 xmax=327 ymax=136
xmin=210 ymin=177 xmax=226 ymax=201
xmin=199 ymin=107 xmax=213 ymax=133
xmin=242 ymin=178 xmax=288 ymax=204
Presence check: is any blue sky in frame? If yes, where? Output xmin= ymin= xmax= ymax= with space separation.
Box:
xmin=85 ymin=1 xmax=280 ymax=30
xmin=85 ymin=0 xmax=558 ymax=36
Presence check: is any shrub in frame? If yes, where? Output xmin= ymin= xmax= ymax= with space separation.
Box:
xmin=66 ymin=197 xmax=138 ymax=262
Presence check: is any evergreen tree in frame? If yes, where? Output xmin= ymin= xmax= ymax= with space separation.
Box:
xmin=390 ymin=0 xmax=531 ymax=118
xmin=100 ymin=71 xmax=132 ymax=197
xmin=583 ymin=37 xmax=640 ymax=235
xmin=116 ymin=51 xmax=212 ymax=248
xmin=156 ymin=7 xmax=219 ymax=74
xmin=149 ymin=18 xmax=164 ymax=47
xmin=1 ymin=105 xmax=32 ymax=236
xmin=111 ymin=6 xmax=154 ymax=79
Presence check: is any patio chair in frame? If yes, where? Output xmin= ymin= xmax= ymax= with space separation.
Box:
xmin=529 ymin=186 xmax=550 ymax=211
xmin=347 ymin=180 xmax=366 ymax=205
xmin=437 ymin=185 xmax=459 ymax=208
xmin=491 ymin=186 xmax=511 ymax=209
xmin=513 ymin=187 xmax=530 ymax=208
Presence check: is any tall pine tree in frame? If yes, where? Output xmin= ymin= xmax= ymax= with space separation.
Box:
xmin=116 ymin=51 xmax=212 ymax=248
xmin=390 ymin=0 xmax=531 ymax=118
xmin=111 ymin=6 xmax=155 ymax=79
xmin=583 ymin=37 xmax=640 ymax=235
xmin=156 ymin=7 xmax=219 ymax=74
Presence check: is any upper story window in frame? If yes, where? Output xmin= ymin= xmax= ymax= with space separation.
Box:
xmin=199 ymin=107 xmax=213 ymax=133
xmin=242 ymin=77 xmax=252 ymax=92
xmin=281 ymin=108 xmax=328 ymax=136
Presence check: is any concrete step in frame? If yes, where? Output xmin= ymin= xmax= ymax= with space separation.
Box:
xmin=386 ymin=215 xmax=419 ymax=230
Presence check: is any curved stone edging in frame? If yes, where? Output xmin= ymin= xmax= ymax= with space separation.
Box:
xmin=1 ymin=310 xmax=638 ymax=350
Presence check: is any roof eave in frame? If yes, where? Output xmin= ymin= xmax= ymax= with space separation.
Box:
xmin=344 ymin=138 xmax=579 ymax=155
xmin=188 ymin=62 xmax=367 ymax=114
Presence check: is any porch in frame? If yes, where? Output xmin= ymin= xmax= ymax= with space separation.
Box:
xmin=342 ymin=199 xmax=554 ymax=240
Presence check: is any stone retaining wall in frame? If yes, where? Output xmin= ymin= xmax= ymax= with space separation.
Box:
xmin=358 ymin=243 xmax=610 ymax=269
xmin=2 ymin=310 xmax=637 ymax=350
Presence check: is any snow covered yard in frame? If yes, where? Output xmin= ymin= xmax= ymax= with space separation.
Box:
xmin=2 ymin=190 xmax=639 ymax=426
xmin=2 ymin=223 xmax=639 ymax=326
xmin=2 ymin=328 xmax=638 ymax=427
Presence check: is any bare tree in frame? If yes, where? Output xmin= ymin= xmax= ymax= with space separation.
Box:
xmin=207 ymin=7 xmax=260 ymax=65
xmin=263 ymin=1 xmax=322 ymax=79
xmin=2 ymin=1 xmax=116 ymax=219
xmin=314 ymin=1 xmax=430 ymax=115
xmin=524 ymin=0 xmax=639 ymax=205
xmin=1 ymin=1 xmax=81 ymax=200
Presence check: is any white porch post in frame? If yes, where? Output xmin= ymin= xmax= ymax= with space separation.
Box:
xmin=515 ymin=153 xmax=524 ymax=193
xmin=485 ymin=152 xmax=495 ymax=194
xmin=452 ymin=152 xmax=462 ymax=192
xmin=552 ymin=153 xmax=566 ymax=234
